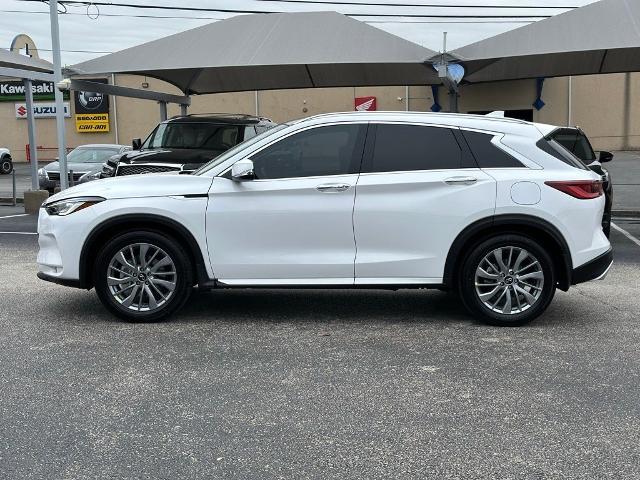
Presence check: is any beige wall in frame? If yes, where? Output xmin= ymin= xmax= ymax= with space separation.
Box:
xmin=2 ymin=71 xmax=639 ymax=162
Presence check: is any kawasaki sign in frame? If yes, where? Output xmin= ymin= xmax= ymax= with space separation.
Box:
xmin=0 ymin=80 xmax=70 ymax=102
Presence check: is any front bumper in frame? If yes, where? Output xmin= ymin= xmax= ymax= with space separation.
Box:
xmin=39 ymin=177 xmax=58 ymax=190
xmin=571 ymin=247 xmax=613 ymax=285
xmin=37 ymin=271 xmax=86 ymax=289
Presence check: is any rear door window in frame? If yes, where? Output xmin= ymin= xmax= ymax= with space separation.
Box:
xmin=362 ymin=124 xmax=463 ymax=173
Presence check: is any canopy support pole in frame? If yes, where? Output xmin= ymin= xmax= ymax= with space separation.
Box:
xmin=437 ymin=32 xmax=460 ymax=113
xmin=180 ymin=103 xmax=188 ymax=116
xmin=23 ymin=78 xmax=39 ymax=191
xmin=159 ymin=101 xmax=168 ymax=121
xmin=448 ymin=88 xmax=459 ymax=113
xmin=50 ymin=0 xmax=68 ymax=190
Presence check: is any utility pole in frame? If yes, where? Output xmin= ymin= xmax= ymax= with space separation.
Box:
xmin=49 ymin=0 xmax=69 ymax=189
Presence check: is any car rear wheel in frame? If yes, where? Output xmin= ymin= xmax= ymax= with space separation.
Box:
xmin=94 ymin=231 xmax=193 ymax=322
xmin=0 ymin=156 xmax=13 ymax=175
xmin=458 ymin=234 xmax=556 ymax=326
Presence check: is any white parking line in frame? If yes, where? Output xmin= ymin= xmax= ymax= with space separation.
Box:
xmin=612 ymin=222 xmax=640 ymax=248
xmin=0 ymin=231 xmax=37 ymax=235
xmin=0 ymin=213 xmax=29 ymax=219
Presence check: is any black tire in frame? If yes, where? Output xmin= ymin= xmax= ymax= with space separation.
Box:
xmin=0 ymin=156 xmax=13 ymax=175
xmin=458 ymin=234 xmax=556 ymax=327
xmin=94 ymin=230 xmax=193 ymax=322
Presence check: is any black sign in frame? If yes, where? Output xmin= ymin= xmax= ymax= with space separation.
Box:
xmin=74 ymin=78 xmax=109 ymax=114
xmin=0 ymin=80 xmax=70 ymax=102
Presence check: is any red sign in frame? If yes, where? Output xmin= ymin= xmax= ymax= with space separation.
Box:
xmin=355 ymin=96 xmax=376 ymax=111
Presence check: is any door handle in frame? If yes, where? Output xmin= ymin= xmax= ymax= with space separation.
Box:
xmin=316 ymin=183 xmax=351 ymax=192
xmin=444 ymin=176 xmax=477 ymax=186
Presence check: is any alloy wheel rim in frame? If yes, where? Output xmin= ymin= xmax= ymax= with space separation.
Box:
xmin=474 ymin=246 xmax=544 ymax=315
xmin=107 ymin=243 xmax=177 ymax=312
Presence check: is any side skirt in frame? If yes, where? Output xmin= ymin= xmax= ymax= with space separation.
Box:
xmin=199 ymin=278 xmax=445 ymax=291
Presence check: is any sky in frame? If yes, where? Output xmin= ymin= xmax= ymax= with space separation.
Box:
xmin=1 ymin=0 xmax=599 ymax=66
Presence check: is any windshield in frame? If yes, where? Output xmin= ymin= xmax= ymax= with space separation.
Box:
xmin=67 ymin=147 xmax=120 ymax=163
xmin=549 ymin=128 xmax=596 ymax=164
xmin=143 ymin=122 xmax=242 ymax=152
xmin=193 ymin=124 xmax=288 ymax=175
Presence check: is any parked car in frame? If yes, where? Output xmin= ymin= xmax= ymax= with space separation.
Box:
xmin=102 ymin=114 xmax=277 ymax=178
xmin=543 ymin=127 xmax=614 ymax=237
xmin=0 ymin=147 xmax=13 ymax=174
xmin=37 ymin=112 xmax=612 ymax=326
xmin=39 ymin=144 xmax=131 ymax=192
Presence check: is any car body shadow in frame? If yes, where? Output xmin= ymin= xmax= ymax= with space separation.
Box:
xmin=48 ymin=287 xmax=474 ymax=326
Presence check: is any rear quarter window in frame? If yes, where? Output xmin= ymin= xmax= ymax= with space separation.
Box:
xmin=536 ymin=128 xmax=591 ymax=171
xmin=548 ymin=128 xmax=596 ymax=164
xmin=461 ymin=130 xmax=524 ymax=168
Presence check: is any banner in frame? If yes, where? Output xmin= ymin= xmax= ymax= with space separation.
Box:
xmin=0 ymin=80 xmax=69 ymax=102
xmin=15 ymin=102 xmax=71 ymax=118
xmin=74 ymin=79 xmax=110 ymax=133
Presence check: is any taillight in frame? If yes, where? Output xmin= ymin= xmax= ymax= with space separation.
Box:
xmin=545 ymin=180 xmax=603 ymax=199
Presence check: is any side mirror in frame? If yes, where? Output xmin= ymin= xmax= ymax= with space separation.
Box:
xmin=132 ymin=138 xmax=142 ymax=150
xmin=599 ymin=151 xmax=613 ymax=163
xmin=231 ymin=158 xmax=255 ymax=181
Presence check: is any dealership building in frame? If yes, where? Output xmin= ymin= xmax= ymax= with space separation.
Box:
xmin=1 ymin=34 xmax=639 ymax=162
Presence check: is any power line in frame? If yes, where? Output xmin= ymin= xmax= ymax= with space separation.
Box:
xmin=0 ymin=8 xmax=226 ymax=20
xmin=14 ymin=0 xmax=554 ymax=18
xmin=11 ymin=46 xmax=115 ymax=53
xmin=0 ymin=8 xmax=541 ymax=23
xmin=250 ymin=0 xmax=577 ymax=8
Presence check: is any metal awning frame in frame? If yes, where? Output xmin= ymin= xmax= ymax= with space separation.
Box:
xmin=67 ymin=79 xmax=192 ymax=121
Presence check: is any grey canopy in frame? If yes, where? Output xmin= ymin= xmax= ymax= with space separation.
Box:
xmin=70 ymin=11 xmax=440 ymax=94
xmin=453 ymin=0 xmax=640 ymax=83
xmin=0 ymin=48 xmax=53 ymax=74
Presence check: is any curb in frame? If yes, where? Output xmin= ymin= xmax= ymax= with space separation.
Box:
xmin=0 ymin=197 xmax=24 ymax=205
xmin=612 ymin=210 xmax=640 ymax=219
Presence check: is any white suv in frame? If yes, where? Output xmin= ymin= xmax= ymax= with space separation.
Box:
xmin=37 ymin=112 xmax=612 ymax=326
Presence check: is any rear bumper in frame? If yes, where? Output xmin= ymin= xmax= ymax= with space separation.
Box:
xmin=571 ymin=247 xmax=613 ymax=285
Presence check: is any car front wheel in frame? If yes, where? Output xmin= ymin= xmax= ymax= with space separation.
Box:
xmin=458 ymin=234 xmax=556 ymax=326
xmin=94 ymin=231 xmax=193 ymax=322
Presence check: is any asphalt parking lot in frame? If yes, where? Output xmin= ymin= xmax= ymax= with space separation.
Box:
xmin=1 ymin=210 xmax=639 ymax=479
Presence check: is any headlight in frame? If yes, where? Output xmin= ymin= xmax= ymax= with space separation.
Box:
xmin=102 ymin=164 xmax=115 ymax=176
xmin=38 ymin=168 xmax=48 ymax=179
xmin=44 ymin=196 xmax=105 ymax=216
xmin=79 ymin=171 xmax=102 ymax=183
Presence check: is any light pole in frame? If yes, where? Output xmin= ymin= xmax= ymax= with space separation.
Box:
xmin=49 ymin=0 xmax=69 ymax=189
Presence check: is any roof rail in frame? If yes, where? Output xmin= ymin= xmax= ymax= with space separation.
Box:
xmin=167 ymin=112 xmax=273 ymax=122
xmin=306 ymin=110 xmax=531 ymax=125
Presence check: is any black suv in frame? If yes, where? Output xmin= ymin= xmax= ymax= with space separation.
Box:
xmin=103 ymin=114 xmax=276 ymax=177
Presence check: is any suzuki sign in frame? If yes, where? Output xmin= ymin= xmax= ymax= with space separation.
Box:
xmin=15 ymin=102 xmax=71 ymax=119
